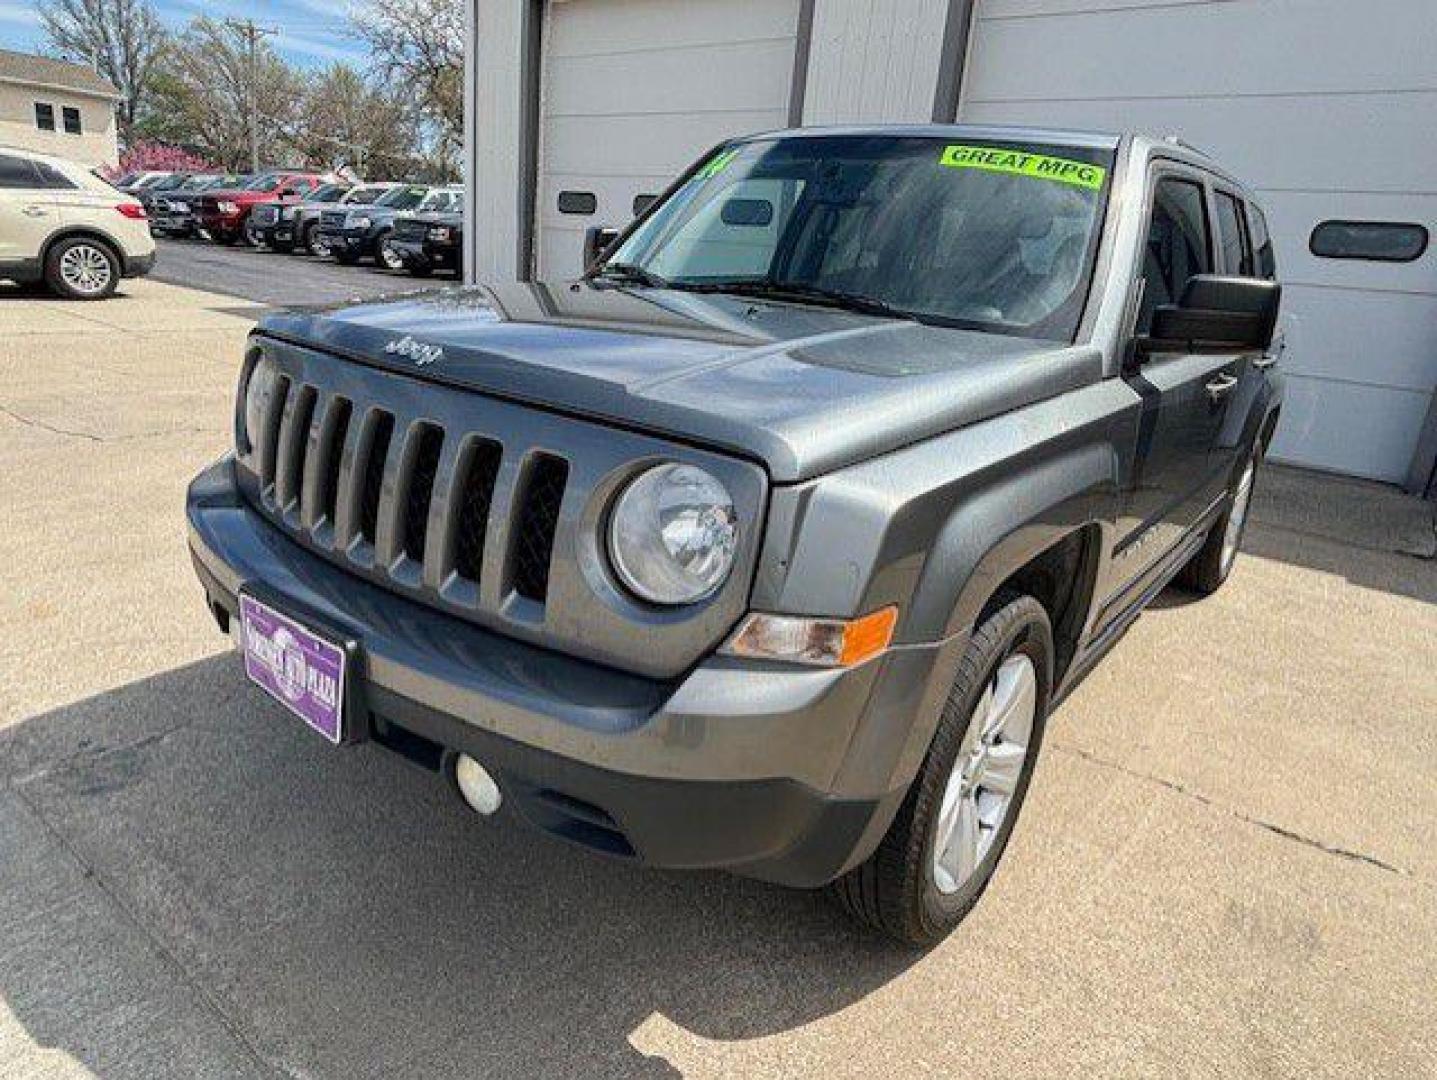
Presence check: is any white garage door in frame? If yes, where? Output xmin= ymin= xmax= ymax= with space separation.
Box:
xmin=535 ymin=0 xmax=801 ymax=280
xmin=958 ymin=0 xmax=1437 ymax=484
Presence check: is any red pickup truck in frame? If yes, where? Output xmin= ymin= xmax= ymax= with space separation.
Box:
xmin=193 ymin=171 xmax=325 ymax=245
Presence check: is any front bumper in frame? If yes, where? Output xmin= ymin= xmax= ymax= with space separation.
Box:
xmin=318 ymin=228 xmax=373 ymax=258
xmin=196 ymin=212 xmax=243 ymax=237
xmin=151 ymin=213 xmax=194 ymax=234
xmin=253 ymin=221 xmax=296 ymax=247
xmin=187 ymin=455 xmax=950 ymax=886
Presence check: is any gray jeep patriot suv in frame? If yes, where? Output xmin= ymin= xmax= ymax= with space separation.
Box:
xmin=186 ymin=126 xmax=1283 ymax=945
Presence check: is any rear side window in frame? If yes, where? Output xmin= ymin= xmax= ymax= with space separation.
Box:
xmin=0 ymin=154 xmax=40 ymax=189
xmin=1215 ymin=192 xmax=1254 ymax=276
xmin=1310 ymin=220 xmax=1428 ymax=263
xmin=1249 ymin=204 xmax=1277 ymax=278
xmin=1138 ymin=176 xmax=1212 ymax=331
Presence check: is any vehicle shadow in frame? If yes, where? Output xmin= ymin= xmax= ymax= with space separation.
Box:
xmin=0 ymin=656 xmax=916 ymax=1079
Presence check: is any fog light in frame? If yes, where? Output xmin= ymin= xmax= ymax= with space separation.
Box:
xmin=455 ymin=754 xmax=502 ymax=816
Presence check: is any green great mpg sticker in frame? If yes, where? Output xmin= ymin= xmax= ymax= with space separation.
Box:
xmin=939 ymin=145 xmax=1107 ymax=190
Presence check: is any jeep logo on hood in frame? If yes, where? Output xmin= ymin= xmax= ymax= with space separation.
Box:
xmin=384 ymin=335 xmax=444 ymax=367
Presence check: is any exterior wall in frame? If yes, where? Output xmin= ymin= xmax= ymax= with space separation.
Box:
xmin=956 ymin=0 xmax=1437 ymax=485
xmin=0 ymin=83 xmax=118 ymax=168
xmin=465 ymin=0 xmax=532 ymax=283
xmin=801 ymin=0 xmax=956 ymax=124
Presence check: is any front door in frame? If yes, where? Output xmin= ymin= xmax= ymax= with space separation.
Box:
xmin=0 ymin=153 xmax=60 ymax=270
xmin=1114 ymin=168 xmax=1240 ymax=586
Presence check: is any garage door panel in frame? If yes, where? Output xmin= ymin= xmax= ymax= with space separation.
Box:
xmin=548 ymin=0 xmax=800 ymax=57
xmin=542 ymin=111 xmax=785 ymax=178
xmin=1269 ymin=376 xmax=1431 ymax=483
xmin=545 ymin=40 xmax=796 ymax=118
xmin=961 ymin=93 xmax=1437 ymax=194
xmin=966 ymin=0 xmax=1436 ymax=103
xmin=1261 ymin=192 xmax=1437 ymax=297
xmin=1280 ymin=286 xmax=1437 ymax=394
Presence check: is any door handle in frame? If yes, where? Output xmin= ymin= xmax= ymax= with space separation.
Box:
xmin=22 ymin=205 xmax=49 ymax=217
xmin=1205 ymin=373 xmax=1239 ymax=401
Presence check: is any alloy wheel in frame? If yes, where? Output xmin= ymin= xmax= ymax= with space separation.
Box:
xmin=931 ymin=652 xmax=1037 ymax=895
xmin=58 ymin=244 xmax=113 ymax=296
xmin=1220 ymin=461 xmax=1256 ymax=576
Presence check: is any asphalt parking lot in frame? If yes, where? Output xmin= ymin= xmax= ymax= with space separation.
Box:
xmin=2 ymin=278 xmax=1435 ymax=1078
xmin=149 ymin=236 xmax=455 ymax=308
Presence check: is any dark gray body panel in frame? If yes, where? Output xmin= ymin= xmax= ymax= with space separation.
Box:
xmin=259 ymin=283 xmax=1103 ymax=484
xmin=185 ymin=126 xmax=1284 ymax=884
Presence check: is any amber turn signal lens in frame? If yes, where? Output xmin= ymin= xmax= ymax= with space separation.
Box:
xmin=722 ymin=606 xmax=898 ymax=668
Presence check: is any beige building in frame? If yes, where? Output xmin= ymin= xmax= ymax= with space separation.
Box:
xmin=0 ymin=49 xmax=121 ymax=169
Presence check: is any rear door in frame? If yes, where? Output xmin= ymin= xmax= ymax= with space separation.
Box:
xmin=0 ymin=154 xmax=60 ymax=269
xmin=1117 ymin=165 xmax=1241 ymax=581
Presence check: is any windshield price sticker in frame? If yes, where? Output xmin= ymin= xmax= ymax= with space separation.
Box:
xmin=939 ymin=145 xmax=1107 ymax=190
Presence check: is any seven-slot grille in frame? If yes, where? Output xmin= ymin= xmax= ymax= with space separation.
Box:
xmin=393 ymin=217 xmax=430 ymax=242
xmin=320 ymin=209 xmax=348 ymax=230
xmin=246 ymin=366 xmax=568 ymax=611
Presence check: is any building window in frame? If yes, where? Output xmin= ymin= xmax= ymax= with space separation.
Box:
xmin=632 ymin=193 xmax=659 ymax=217
xmin=34 ymin=102 xmax=56 ymax=131
xmin=1310 ymin=220 xmax=1428 ymax=263
xmin=557 ymin=190 xmax=597 ymax=215
xmin=62 ymin=106 xmax=82 ymax=135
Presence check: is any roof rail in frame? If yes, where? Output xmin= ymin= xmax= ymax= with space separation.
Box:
xmin=1162 ymin=134 xmax=1211 ymax=157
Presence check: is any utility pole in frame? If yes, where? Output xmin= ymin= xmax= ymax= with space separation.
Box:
xmin=224 ymin=19 xmax=278 ymax=173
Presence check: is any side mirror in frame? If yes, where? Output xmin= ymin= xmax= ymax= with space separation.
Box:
xmin=1138 ymin=275 xmax=1281 ymax=356
xmin=583 ymin=225 xmax=621 ymax=269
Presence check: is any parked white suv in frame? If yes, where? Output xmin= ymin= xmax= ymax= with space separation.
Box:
xmin=0 ymin=146 xmax=156 ymax=299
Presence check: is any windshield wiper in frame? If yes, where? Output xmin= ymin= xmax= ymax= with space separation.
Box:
xmin=590 ymin=262 xmax=671 ymax=289
xmin=677 ymin=280 xmax=913 ymax=321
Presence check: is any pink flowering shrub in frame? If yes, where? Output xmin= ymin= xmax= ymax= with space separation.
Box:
xmin=106 ymin=142 xmax=217 ymax=177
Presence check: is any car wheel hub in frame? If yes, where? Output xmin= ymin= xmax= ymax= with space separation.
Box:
xmin=1221 ymin=461 xmax=1256 ymax=575
xmin=931 ymin=652 xmax=1036 ymax=896
xmin=59 ymin=245 xmax=112 ymax=294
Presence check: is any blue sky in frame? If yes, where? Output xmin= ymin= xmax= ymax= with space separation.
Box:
xmin=0 ymin=0 xmax=369 ymax=71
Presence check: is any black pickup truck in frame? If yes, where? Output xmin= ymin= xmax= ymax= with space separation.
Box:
xmin=187 ymin=126 xmax=1282 ymax=945
xmin=389 ymin=210 xmax=463 ymax=277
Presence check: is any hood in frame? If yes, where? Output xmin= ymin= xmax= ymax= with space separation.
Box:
xmin=257 ymin=282 xmax=1102 ymax=483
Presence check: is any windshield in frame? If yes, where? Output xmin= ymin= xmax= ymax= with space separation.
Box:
xmin=243 ymin=174 xmax=285 ymax=192
xmin=347 ymin=186 xmax=390 ymax=204
xmin=309 ymin=184 xmax=349 ymax=203
xmin=604 ymin=135 xmax=1114 ymax=339
xmin=377 ymin=185 xmax=430 ymax=210
xmin=152 ymin=174 xmax=188 ymax=191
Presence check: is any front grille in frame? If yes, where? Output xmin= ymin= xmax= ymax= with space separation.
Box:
xmin=320 ymin=210 xmax=347 ymax=230
xmin=247 ymin=374 xmax=569 ymax=611
xmin=393 ymin=217 xmax=428 ymax=242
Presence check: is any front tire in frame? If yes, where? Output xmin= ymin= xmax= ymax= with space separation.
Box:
xmin=376 ymin=229 xmax=405 ymax=271
xmin=831 ymin=593 xmax=1053 ymax=947
xmin=45 ymin=236 xmax=120 ymax=300
xmin=1177 ymin=452 xmax=1259 ymax=595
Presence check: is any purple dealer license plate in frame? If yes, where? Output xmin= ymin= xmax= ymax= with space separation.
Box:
xmin=239 ymin=594 xmax=346 ymax=744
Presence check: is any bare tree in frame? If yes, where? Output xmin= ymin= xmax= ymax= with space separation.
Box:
xmin=352 ymin=0 xmax=464 ymax=168
xmin=39 ymin=0 xmax=167 ymax=137
xmin=145 ymin=18 xmax=305 ymax=171
xmin=295 ymin=64 xmax=423 ymax=178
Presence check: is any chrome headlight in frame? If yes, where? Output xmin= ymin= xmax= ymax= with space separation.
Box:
xmin=241 ymin=353 xmax=278 ymax=453
xmin=428 ymin=225 xmax=453 ymax=242
xmin=608 ymin=464 xmax=737 ymax=605
xmin=217 ymin=200 xmax=239 ymax=214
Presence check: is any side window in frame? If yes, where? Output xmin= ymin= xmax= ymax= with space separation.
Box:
xmin=1215 ymin=192 xmax=1254 ymax=276
xmin=34 ymin=102 xmax=55 ymax=131
xmin=1249 ymin=204 xmax=1277 ymax=279
xmin=0 ymin=153 xmax=41 ymax=189
xmin=647 ymin=177 xmax=804 ymax=280
xmin=33 ymin=161 xmax=76 ymax=190
xmin=1138 ymin=176 xmax=1212 ymax=332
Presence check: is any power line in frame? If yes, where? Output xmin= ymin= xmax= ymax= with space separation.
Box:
xmin=223 ymin=19 xmax=279 ymax=173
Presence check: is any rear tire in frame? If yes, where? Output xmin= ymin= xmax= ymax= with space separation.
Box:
xmin=830 ymin=593 xmax=1053 ymax=947
xmin=1178 ymin=451 xmax=1259 ymax=595
xmin=45 ymin=236 xmax=120 ymax=300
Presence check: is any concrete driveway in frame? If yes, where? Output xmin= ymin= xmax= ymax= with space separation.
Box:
xmin=2 ymin=279 xmax=1435 ymax=1078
